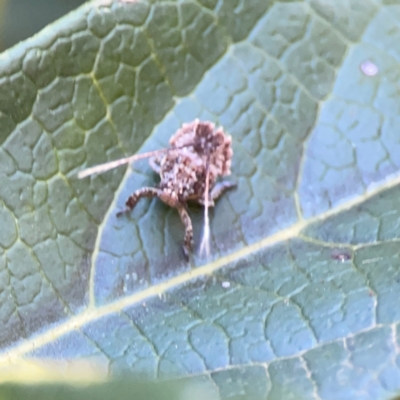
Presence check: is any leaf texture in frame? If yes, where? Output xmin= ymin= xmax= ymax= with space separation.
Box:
xmin=0 ymin=0 xmax=400 ymax=399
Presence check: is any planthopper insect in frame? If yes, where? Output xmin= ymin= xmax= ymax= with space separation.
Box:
xmin=78 ymin=119 xmax=236 ymax=259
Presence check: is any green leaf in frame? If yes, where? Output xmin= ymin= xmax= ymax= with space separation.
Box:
xmin=1 ymin=0 xmax=400 ymax=399
xmin=0 ymin=381 xmax=187 ymax=400
xmin=0 ymin=376 xmax=212 ymax=400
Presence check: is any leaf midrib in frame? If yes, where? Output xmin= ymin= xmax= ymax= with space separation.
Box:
xmin=1 ymin=172 xmax=400 ymax=365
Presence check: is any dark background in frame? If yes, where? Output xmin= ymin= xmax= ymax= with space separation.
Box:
xmin=0 ymin=0 xmax=86 ymax=51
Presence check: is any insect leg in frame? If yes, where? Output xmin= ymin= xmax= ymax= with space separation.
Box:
xmin=210 ymin=181 xmax=236 ymax=202
xmin=177 ymin=205 xmax=193 ymax=259
xmin=149 ymin=157 xmax=161 ymax=174
xmin=117 ymin=187 xmax=162 ymax=217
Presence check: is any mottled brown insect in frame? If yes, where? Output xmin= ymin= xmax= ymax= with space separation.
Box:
xmin=79 ymin=119 xmax=236 ymax=258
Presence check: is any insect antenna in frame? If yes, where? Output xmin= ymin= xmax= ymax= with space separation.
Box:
xmin=199 ymin=149 xmax=211 ymax=258
xmin=77 ymin=145 xmax=189 ymax=179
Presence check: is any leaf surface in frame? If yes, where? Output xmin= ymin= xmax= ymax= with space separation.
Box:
xmin=1 ymin=0 xmax=400 ymax=398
